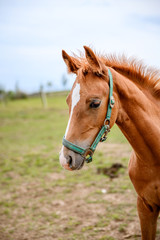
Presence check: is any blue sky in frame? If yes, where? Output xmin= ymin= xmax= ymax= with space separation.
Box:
xmin=0 ymin=0 xmax=160 ymax=93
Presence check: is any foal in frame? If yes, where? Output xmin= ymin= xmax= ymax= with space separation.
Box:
xmin=59 ymin=46 xmax=160 ymax=240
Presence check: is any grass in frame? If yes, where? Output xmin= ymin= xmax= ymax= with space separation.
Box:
xmin=0 ymin=94 xmax=128 ymax=183
xmin=0 ymin=94 xmax=147 ymax=240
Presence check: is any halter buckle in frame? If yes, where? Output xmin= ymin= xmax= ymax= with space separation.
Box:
xmin=100 ymin=134 xmax=107 ymax=142
xmin=83 ymin=148 xmax=94 ymax=163
xmin=100 ymin=121 xmax=110 ymax=142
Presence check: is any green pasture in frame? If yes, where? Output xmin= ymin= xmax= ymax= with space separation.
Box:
xmin=0 ymin=93 xmax=127 ymax=182
xmin=0 ymin=94 xmax=144 ymax=240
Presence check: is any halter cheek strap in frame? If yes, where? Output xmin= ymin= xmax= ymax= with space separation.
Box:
xmin=62 ymin=69 xmax=115 ymax=163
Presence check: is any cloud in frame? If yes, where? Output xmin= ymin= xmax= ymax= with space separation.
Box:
xmin=0 ymin=0 xmax=160 ymax=92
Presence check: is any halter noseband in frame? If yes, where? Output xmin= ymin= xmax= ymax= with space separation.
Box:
xmin=62 ymin=69 xmax=115 ymax=163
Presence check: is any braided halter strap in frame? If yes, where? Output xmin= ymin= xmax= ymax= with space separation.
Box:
xmin=62 ymin=69 xmax=115 ymax=163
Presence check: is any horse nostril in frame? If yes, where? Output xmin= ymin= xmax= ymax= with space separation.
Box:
xmin=67 ymin=155 xmax=73 ymax=168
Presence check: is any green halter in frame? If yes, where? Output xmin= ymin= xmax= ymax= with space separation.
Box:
xmin=62 ymin=69 xmax=115 ymax=163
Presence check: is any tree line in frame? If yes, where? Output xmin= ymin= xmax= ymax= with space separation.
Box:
xmin=0 ymin=74 xmax=68 ymax=107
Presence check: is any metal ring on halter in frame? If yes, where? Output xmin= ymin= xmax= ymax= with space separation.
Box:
xmin=83 ymin=148 xmax=94 ymax=163
xmin=104 ymin=118 xmax=110 ymax=128
xmin=83 ymin=148 xmax=94 ymax=158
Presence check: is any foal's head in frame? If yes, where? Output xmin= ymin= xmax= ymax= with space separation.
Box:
xmin=59 ymin=46 xmax=118 ymax=170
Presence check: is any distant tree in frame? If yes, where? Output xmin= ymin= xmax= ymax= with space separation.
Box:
xmin=47 ymin=81 xmax=52 ymax=88
xmin=61 ymin=74 xmax=68 ymax=89
xmin=13 ymin=81 xmax=27 ymax=100
xmin=39 ymin=84 xmax=48 ymax=109
xmin=0 ymin=84 xmax=5 ymax=94
xmin=15 ymin=81 xmax=20 ymax=94
xmin=0 ymin=85 xmax=6 ymax=106
xmin=47 ymin=81 xmax=53 ymax=94
xmin=7 ymin=91 xmax=15 ymax=100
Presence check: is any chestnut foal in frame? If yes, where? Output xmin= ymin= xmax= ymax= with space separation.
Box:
xmin=59 ymin=46 xmax=160 ymax=240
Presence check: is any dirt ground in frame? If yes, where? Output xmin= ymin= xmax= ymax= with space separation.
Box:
xmin=0 ymin=143 xmax=160 ymax=240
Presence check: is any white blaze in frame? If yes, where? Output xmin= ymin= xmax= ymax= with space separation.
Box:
xmin=59 ymin=83 xmax=81 ymax=167
xmin=65 ymin=83 xmax=81 ymax=137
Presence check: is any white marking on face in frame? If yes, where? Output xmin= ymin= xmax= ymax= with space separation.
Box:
xmin=59 ymin=146 xmax=66 ymax=166
xmin=65 ymin=83 xmax=81 ymax=137
xmin=59 ymin=82 xmax=81 ymax=168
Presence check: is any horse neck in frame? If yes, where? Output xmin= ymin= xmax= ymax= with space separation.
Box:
xmin=112 ymin=69 xmax=160 ymax=163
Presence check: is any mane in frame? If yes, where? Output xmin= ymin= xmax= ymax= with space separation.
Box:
xmin=74 ymin=51 xmax=160 ymax=98
xmin=102 ymin=54 xmax=160 ymax=98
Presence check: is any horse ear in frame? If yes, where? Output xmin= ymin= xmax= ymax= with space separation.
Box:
xmin=83 ymin=46 xmax=101 ymax=73
xmin=62 ymin=50 xmax=80 ymax=74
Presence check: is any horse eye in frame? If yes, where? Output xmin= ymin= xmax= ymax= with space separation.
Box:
xmin=90 ymin=100 xmax=101 ymax=109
